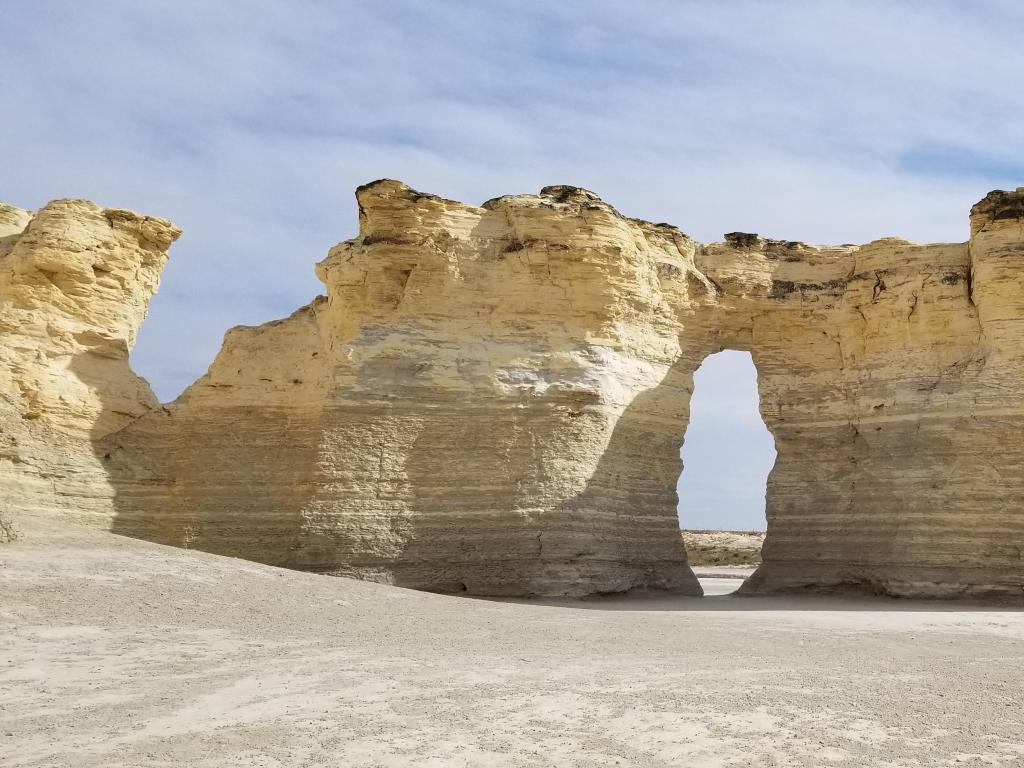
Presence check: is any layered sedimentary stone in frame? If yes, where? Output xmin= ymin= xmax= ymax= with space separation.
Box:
xmin=98 ymin=182 xmax=1024 ymax=599
xmin=106 ymin=300 xmax=330 ymax=565
xmin=105 ymin=183 xmax=711 ymax=595
xmin=2 ymin=183 xmax=1022 ymax=599
xmin=708 ymin=236 xmax=995 ymax=596
xmin=0 ymin=199 xmax=179 ymax=532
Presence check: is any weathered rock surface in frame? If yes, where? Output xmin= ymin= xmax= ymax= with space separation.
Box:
xmin=2 ymin=182 xmax=1023 ymax=599
xmin=0 ymin=199 xmax=179 ymax=535
xmin=0 ymin=503 xmax=16 ymax=543
xmin=100 ymin=181 xmax=1024 ymax=599
xmin=105 ymin=182 xmax=711 ymax=595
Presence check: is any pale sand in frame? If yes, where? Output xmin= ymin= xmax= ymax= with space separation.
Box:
xmin=2 ymin=516 xmax=1023 ymax=767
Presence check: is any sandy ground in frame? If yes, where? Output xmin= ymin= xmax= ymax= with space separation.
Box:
xmin=2 ymin=516 xmax=1024 ymax=767
xmin=691 ymin=566 xmax=757 ymax=584
xmin=695 ymin=575 xmax=749 ymax=596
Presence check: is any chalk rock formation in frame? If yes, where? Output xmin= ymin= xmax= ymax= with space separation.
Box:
xmin=97 ymin=181 xmax=1024 ymax=599
xmin=3 ymin=183 xmax=1022 ymax=599
xmin=105 ymin=182 xmax=709 ymax=594
xmin=0 ymin=199 xmax=179 ymax=533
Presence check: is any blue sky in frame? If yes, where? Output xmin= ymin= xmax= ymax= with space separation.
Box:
xmin=3 ymin=1 xmax=1023 ymax=529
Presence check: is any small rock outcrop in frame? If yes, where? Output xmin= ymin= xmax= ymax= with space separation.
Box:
xmin=2 ymin=183 xmax=1023 ymax=599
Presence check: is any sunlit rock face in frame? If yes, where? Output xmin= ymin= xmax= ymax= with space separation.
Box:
xmin=3 ymin=182 xmax=1022 ymax=600
xmin=0 ymin=200 xmax=179 ymax=534
xmin=104 ymin=182 xmax=712 ymax=595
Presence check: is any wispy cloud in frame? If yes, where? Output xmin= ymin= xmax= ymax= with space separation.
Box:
xmin=899 ymin=145 xmax=1024 ymax=184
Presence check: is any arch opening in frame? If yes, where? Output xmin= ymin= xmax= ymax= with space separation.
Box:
xmin=677 ymin=350 xmax=777 ymax=595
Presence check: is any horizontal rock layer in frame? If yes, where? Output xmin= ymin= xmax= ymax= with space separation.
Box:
xmin=2 ymin=182 xmax=1023 ymax=600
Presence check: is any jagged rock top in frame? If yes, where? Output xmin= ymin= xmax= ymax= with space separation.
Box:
xmin=348 ymin=179 xmax=1024 ymax=256
xmin=971 ymin=187 xmax=1024 ymax=235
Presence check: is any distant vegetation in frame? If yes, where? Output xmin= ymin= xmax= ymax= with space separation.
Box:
xmin=682 ymin=529 xmax=764 ymax=566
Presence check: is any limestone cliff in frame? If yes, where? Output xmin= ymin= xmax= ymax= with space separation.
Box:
xmin=0 ymin=199 xmax=180 ymax=532
xmin=3 ymin=183 xmax=1022 ymax=600
xmin=99 ymin=181 xmax=1024 ymax=599
xmin=105 ymin=183 xmax=709 ymax=594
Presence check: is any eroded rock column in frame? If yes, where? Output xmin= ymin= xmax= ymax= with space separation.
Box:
xmin=0 ymin=199 xmax=179 ymax=528
xmin=104 ymin=182 xmax=717 ymax=595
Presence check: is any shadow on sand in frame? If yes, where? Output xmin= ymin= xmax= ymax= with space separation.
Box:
xmin=473 ymin=585 xmax=1024 ymax=613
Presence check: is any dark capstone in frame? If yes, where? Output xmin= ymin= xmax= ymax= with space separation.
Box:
xmin=354 ymin=179 xmax=444 ymax=205
xmin=539 ymin=185 xmax=603 ymax=204
xmin=971 ymin=189 xmax=1024 ymax=224
xmin=724 ymin=232 xmax=760 ymax=249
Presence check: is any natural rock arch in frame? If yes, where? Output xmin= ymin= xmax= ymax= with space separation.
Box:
xmin=2 ymin=184 xmax=1022 ymax=599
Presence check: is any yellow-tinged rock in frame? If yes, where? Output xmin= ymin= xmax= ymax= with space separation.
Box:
xmin=3 ymin=183 xmax=1022 ymax=602
xmin=0 ymin=199 xmax=179 ymax=529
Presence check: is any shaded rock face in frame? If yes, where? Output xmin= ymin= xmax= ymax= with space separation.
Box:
xmin=0 ymin=200 xmax=180 ymax=535
xmin=2 ymin=184 xmax=1023 ymax=600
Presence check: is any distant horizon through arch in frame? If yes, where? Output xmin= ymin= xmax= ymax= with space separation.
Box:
xmin=677 ymin=350 xmax=777 ymax=533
